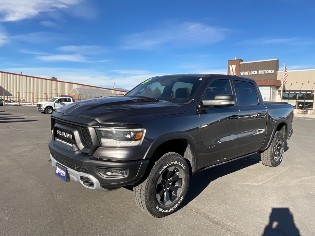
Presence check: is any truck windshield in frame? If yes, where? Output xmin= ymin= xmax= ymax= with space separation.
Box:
xmin=48 ymin=98 xmax=58 ymax=102
xmin=126 ymin=76 xmax=203 ymax=103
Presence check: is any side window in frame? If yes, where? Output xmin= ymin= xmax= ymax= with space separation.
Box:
xmin=234 ymin=81 xmax=258 ymax=106
xmin=65 ymin=98 xmax=71 ymax=102
xmin=203 ymin=79 xmax=232 ymax=100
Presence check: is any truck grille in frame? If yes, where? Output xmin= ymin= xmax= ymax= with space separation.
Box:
xmin=77 ymin=126 xmax=93 ymax=149
xmin=53 ymin=118 xmax=93 ymax=149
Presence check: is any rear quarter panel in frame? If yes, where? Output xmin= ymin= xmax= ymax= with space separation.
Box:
xmin=261 ymin=102 xmax=294 ymax=151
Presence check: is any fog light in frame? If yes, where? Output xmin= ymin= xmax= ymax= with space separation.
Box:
xmin=98 ymin=168 xmax=128 ymax=179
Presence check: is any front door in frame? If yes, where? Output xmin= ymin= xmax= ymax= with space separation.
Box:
xmin=54 ymin=99 xmax=64 ymax=109
xmin=197 ymin=78 xmax=241 ymax=169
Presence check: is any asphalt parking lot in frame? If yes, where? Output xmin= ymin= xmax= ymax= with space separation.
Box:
xmin=0 ymin=106 xmax=314 ymax=236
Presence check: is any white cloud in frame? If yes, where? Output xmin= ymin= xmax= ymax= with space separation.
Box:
xmin=65 ymin=0 xmax=97 ymax=20
xmin=243 ymin=37 xmax=314 ymax=46
xmin=0 ymin=0 xmax=81 ymax=22
xmin=121 ymin=22 xmax=228 ymax=50
xmin=40 ymin=20 xmax=58 ymax=27
xmin=20 ymin=45 xmax=109 ymax=63
xmin=20 ymin=49 xmax=43 ymax=55
xmin=12 ymin=31 xmax=66 ymax=44
xmin=36 ymin=54 xmax=86 ymax=62
xmin=58 ymin=45 xmax=105 ymax=54
xmin=0 ymin=28 xmax=8 ymax=46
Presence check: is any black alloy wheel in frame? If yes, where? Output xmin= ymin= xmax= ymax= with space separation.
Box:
xmin=261 ymin=127 xmax=286 ymax=167
xmin=134 ymin=152 xmax=190 ymax=218
xmin=155 ymin=166 xmax=183 ymax=206
xmin=273 ymin=137 xmax=284 ymax=162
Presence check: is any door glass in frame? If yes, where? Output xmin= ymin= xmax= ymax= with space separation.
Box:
xmin=234 ymin=81 xmax=258 ymax=106
xmin=203 ymin=79 xmax=232 ymax=100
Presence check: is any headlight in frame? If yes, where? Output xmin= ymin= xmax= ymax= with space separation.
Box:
xmin=96 ymin=128 xmax=146 ymax=147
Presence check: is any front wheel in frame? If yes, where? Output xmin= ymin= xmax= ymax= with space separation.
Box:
xmin=261 ymin=127 xmax=286 ymax=167
xmin=45 ymin=106 xmax=53 ymax=114
xmin=134 ymin=152 xmax=190 ymax=218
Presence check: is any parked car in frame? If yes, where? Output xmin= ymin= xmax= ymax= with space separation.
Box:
xmin=37 ymin=96 xmax=74 ymax=114
xmin=49 ymin=74 xmax=294 ymax=217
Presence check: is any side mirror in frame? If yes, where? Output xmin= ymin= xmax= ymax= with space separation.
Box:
xmin=202 ymin=95 xmax=235 ymax=106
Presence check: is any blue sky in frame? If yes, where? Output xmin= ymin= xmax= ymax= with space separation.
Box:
xmin=0 ymin=0 xmax=314 ymax=89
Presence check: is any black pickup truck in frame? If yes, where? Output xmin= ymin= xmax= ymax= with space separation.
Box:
xmin=49 ymin=74 xmax=293 ymax=217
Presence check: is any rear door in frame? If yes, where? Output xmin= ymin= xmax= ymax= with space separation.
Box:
xmin=232 ymin=80 xmax=267 ymax=156
xmin=63 ymin=97 xmax=73 ymax=105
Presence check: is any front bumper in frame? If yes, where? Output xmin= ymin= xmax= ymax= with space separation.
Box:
xmin=49 ymin=140 xmax=149 ymax=190
xmin=50 ymin=155 xmax=104 ymax=190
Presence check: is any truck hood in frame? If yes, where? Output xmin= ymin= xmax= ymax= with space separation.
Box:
xmin=56 ymin=96 xmax=187 ymax=124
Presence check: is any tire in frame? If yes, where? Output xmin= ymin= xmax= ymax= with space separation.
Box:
xmin=261 ymin=127 xmax=286 ymax=167
xmin=134 ymin=152 xmax=190 ymax=218
xmin=45 ymin=106 xmax=53 ymax=114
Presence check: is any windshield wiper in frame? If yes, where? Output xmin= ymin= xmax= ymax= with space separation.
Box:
xmin=128 ymin=96 xmax=159 ymax=102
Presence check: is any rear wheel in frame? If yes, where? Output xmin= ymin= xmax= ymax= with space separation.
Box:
xmin=134 ymin=152 xmax=190 ymax=218
xmin=45 ymin=106 xmax=53 ymax=114
xmin=261 ymin=127 xmax=286 ymax=167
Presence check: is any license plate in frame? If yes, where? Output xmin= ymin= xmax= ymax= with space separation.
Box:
xmin=55 ymin=163 xmax=70 ymax=182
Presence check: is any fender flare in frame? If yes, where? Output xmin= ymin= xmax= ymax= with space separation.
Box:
xmin=143 ymin=132 xmax=198 ymax=171
xmin=262 ymin=119 xmax=288 ymax=151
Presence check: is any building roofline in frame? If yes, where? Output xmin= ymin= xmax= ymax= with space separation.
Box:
xmin=241 ymin=59 xmax=278 ymax=64
xmin=0 ymin=70 xmax=126 ymax=92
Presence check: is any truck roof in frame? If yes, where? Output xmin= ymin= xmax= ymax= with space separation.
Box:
xmin=153 ymin=74 xmax=256 ymax=83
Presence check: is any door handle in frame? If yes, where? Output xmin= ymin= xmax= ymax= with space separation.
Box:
xmin=256 ymin=112 xmax=266 ymax=118
xmin=255 ymin=129 xmax=265 ymax=134
xmin=229 ymin=115 xmax=239 ymax=119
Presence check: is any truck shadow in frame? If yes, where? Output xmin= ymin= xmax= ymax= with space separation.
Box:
xmin=183 ymin=142 xmax=291 ymax=208
xmin=0 ymin=111 xmax=37 ymax=123
xmin=262 ymin=207 xmax=300 ymax=236
xmin=182 ymin=154 xmax=261 ymax=207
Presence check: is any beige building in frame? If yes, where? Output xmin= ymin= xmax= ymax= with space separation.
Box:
xmin=277 ymin=69 xmax=315 ymax=110
xmin=0 ymin=70 xmax=126 ymax=104
xmin=228 ymin=59 xmax=315 ymax=112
